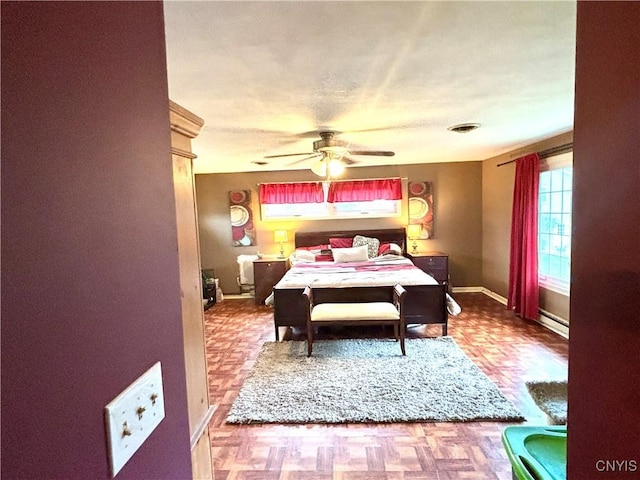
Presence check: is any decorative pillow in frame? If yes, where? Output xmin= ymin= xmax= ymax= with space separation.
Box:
xmin=297 ymin=244 xmax=330 ymax=251
xmin=378 ymin=242 xmax=402 ymax=256
xmin=352 ymin=235 xmax=381 ymax=259
xmin=329 ymin=237 xmax=353 ymax=249
xmin=332 ymin=245 xmax=369 ymax=263
xmin=314 ymin=253 xmax=334 ymax=262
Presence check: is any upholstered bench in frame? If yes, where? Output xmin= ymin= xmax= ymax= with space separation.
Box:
xmin=302 ymin=284 xmax=407 ymax=357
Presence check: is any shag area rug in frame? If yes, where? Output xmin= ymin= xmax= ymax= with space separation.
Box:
xmin=226 ymin=337 xmax=524 ymax=424
xmin=526 ymin=380 xmax=568 ymax=424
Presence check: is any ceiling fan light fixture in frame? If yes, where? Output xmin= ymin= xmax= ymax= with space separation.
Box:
xmin=447 ymin=123 xmax=481 ymax=133
xmin=310 ymin=155 xmax=345 ymax=178
xmin=313 ymin=131 xmax=348 ymax=154
xmin=310 ymin=159 xmax=327 ymax=177
xmin=328 ymin=158 xmax=345 ymax=176
xmin=269 ymin=131 xmax=395 ymax=172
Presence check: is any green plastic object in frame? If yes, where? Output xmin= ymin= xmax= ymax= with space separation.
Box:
xmin=502 ymin=426 xmax=567 ymax=480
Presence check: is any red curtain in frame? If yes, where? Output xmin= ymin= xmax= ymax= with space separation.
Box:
xmin=259 ymin=182 xmax=324 ymax=204
xmin=327 ymin=178 xmax=402 ymax=202
xmin=508 ymin=153 xmax=540 ymax=320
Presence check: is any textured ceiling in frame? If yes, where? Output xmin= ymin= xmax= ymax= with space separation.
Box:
xmin=163 ymin=1 xmax=576 ymax=174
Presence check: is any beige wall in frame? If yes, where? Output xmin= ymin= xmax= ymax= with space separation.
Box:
xmin=195 ymin=162 xmax=483 ymax=294
xmin=481 ymin=131 xmax=573 ymax=322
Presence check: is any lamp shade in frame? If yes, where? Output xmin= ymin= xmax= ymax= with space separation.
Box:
xmin=407 ymin=224 xmax=422 ymax=239
xmin=273 ymin=230 xmax=288 ymax=243
xmin=311 ymin=155 xmax=345 ymax=177
xmin=311 ymin=159 xmax=326 ymax=177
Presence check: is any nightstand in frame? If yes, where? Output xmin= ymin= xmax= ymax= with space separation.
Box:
xmin=408 ymin=252 xmax=449 ymax=287
xmin=253 ymin=258 xmax=288 ymax=305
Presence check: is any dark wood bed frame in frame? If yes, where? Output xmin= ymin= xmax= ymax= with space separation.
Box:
xmin=272 ymin=228 xmax=448 ymax=340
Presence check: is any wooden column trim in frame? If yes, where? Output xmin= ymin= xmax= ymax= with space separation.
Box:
xmin=172 ymin=146 xmax=198 ymax=159
xmin=190 ymin=405 xmax=216 ymax=450
xmin=169 ymin=100 xmax=204 ymax=138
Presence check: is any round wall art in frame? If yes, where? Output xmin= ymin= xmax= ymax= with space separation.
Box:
xmin=408 ymin=181 xmax=434 ymax=238
xmin=229 ymin=189 xmax=256 ymax=246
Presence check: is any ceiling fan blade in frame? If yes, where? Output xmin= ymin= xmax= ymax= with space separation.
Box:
xmin=348 ymin=150 xmax=395 ymax=157
xmin=341 ymin=155 xmax=358 ymax=165
xmin=264 ymin=152 xmax=315 ymax=159
xmin=286 ymin=153 xmax=323 ymax=166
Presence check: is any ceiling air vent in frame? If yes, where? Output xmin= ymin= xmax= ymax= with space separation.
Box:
xmin=447 ymin=123 xmax=480 ymax=133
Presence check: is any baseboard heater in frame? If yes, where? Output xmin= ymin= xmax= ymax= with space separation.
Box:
xmin=539 ymin=309 xmax=569 ymax=327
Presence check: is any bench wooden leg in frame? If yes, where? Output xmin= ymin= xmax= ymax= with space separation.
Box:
xmin=307 ymin=325 xmax=313 ymax=357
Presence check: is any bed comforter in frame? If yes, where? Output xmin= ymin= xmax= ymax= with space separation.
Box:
xmin=275 ymin=255 xmax=437 ymax=288
xmin=267 ymin=254 xmax=460 ymax=315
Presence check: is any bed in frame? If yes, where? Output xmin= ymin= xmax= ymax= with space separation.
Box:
xmin=269 ymin=228 xmax=458 ymax=340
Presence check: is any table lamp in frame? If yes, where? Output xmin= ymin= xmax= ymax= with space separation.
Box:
xmin=407 ymin=224 xmax=422 ymax=254
xmin=273 ymin=230 xmax=288 ymax=258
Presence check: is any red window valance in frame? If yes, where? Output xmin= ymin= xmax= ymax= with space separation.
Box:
xmin=259 ymin=182 xmax=324 ymax=204
xmin=327 ymin=178 xmax=402 ymax=203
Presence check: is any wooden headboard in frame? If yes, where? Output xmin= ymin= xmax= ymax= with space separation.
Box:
xmin=294 ymin=228 xmax=407 ymax=255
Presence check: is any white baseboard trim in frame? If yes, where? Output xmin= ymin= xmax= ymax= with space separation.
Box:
xmin=222 ymin=293 xmax=254 ymax=300
xmin=480 ymin=288 xmax=508 ymax=305
xmin=475 ymin=287 xmax=569 ymax=339
xmin=451 ymin=286 xmax=484 ymax=294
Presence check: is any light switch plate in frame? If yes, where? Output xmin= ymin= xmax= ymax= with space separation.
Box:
xmin=104 ymin=362 xmax=165 ymax=477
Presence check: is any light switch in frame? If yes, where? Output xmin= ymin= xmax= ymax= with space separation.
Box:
xmin=104 ymin=362 xmax=165 ymax=477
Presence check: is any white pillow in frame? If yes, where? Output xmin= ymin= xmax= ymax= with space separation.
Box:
xmin=352 ymin=235 xmax=380 ymax=259
xmin=388 ymin=243 xmax=402 ymax=255
xmin=332 ymin=245 xmax=369 ymax=263
xmin=295 ymin=249 xmax=316 ymax=262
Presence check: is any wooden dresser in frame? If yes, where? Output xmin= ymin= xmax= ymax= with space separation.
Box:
xmin=253 ymin=258 xmax=288 ymax=305
xmin=408 ymin=251 xmax=449 ymax=287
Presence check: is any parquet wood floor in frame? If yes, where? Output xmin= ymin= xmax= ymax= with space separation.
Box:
xmin=204 ymin=292 xmax=568 ymax=480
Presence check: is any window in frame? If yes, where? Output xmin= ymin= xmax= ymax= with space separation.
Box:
xmin=261 ymin=201 xmax=329 ymax=219
xmin=331 ymin=198 xmax=400 ymax=216
xmin=260 ymin=178 xmax=402 ymax=221
xmin=538 ymin=152 xmax=572 ymax=294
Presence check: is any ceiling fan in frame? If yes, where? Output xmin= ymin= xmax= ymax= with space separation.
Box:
xmin=263 ymin=131 xmax=395 ymax=177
